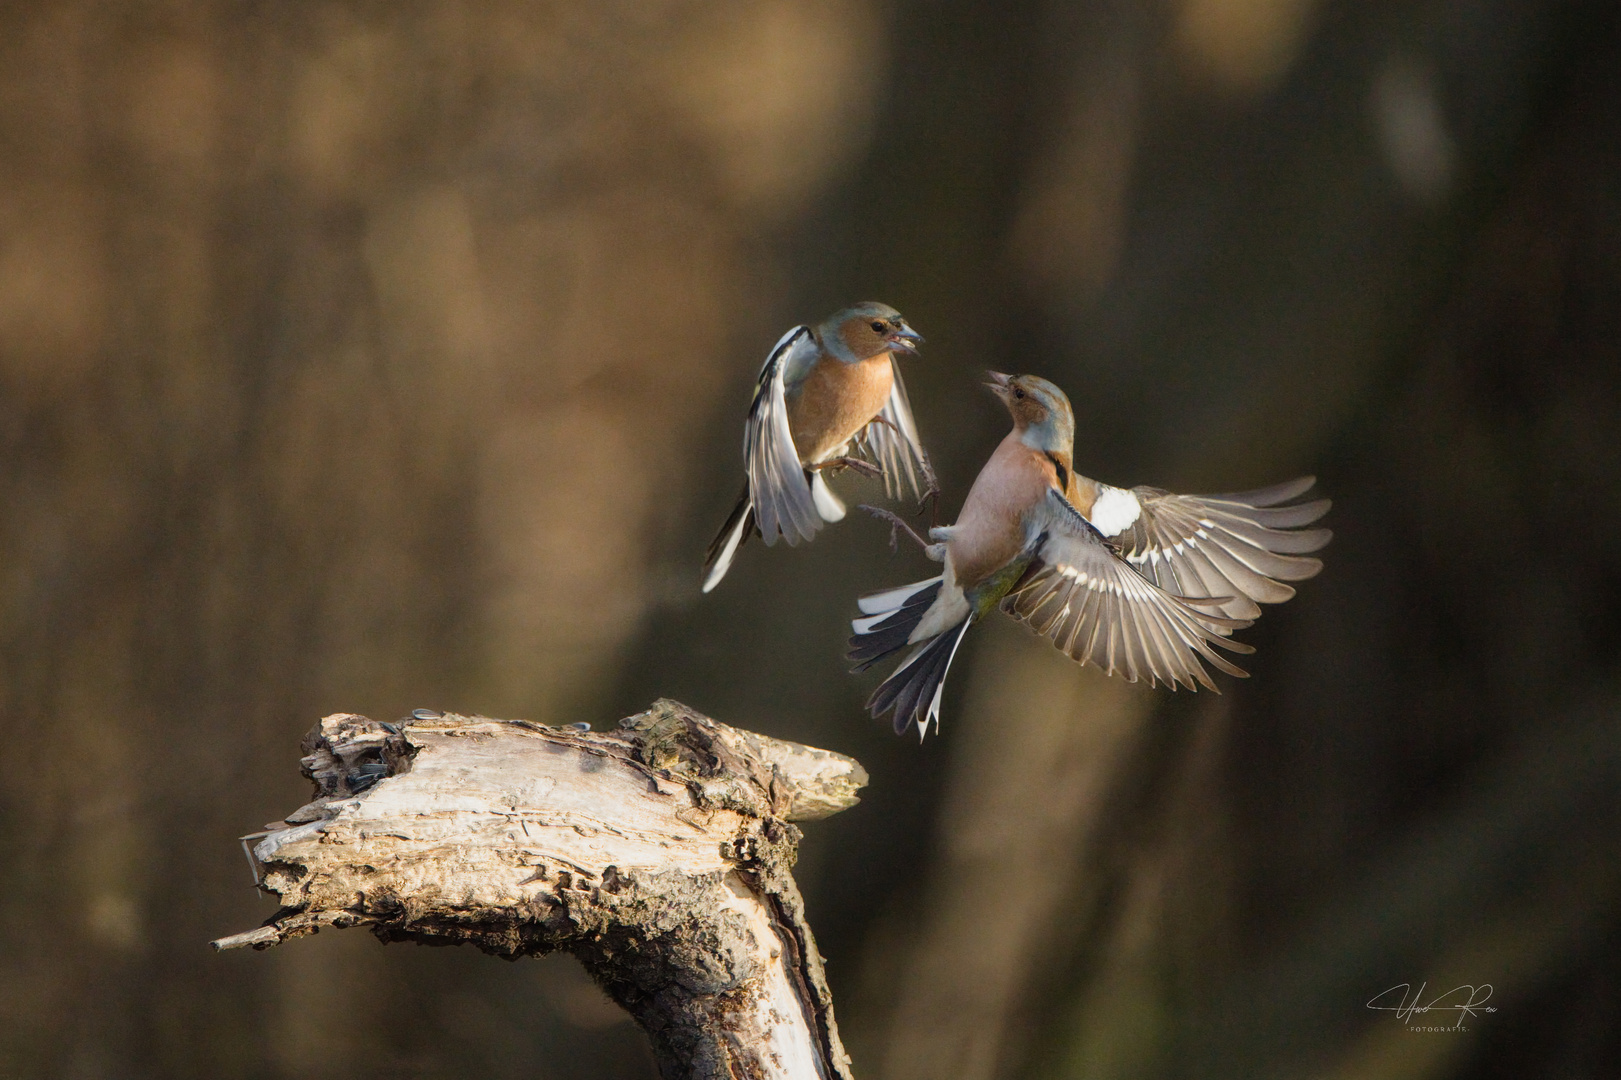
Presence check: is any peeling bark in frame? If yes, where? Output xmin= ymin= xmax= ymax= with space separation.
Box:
xmin=214 ymin=699 xmax=865 ymax=1080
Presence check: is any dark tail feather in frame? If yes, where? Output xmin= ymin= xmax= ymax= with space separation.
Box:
xmin=702 ymin=482 xmax=755 ymax=593
xmin=847 ymin=579 xmax=943 ymax=671
xmin=866 ymin=619 xmax=971 ymax=740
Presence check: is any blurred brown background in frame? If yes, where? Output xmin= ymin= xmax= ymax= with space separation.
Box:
xmin=2 ymin=1 xmax=1618 ymax=1077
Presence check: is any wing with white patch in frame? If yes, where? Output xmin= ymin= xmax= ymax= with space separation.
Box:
xmin=745 ymin=327 xmax=823 ymax=546
xmin=1086 ymin=484 xmax=1142 ymax=537
xmin=1001 ymin=489 xmax=1256 ymax=691
xmin=860 ymin=358 xmax=930 ymax=500
xmin=1111 ymin=476 xmax=1332 ymax=620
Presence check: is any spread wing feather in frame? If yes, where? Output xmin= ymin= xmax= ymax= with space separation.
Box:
xmin=860 ymin=359 xmax=929 ymax=500
xmin=1003 ymin=489 xmax=1256 ymax=691
xmin=1114 ymin=477 xmax=1331 ymax=621
xmin=745 ymin=327 xmax=823 ymax=546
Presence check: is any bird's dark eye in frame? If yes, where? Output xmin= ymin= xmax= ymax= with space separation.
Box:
xmin=1014 ymin=388 xmax=1026 ymax=399
xmin=870 ymin=321 xmax=887 ymax=333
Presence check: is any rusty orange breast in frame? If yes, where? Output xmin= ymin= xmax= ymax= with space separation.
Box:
xmin=786 ymin=353 xmax=894 ymax=464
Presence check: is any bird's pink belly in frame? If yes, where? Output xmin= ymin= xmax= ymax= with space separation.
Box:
xmin=948 ymin=441 xmax=1055 ymax=590
xmin=948 ymin=516 xmax=1025 ymax=592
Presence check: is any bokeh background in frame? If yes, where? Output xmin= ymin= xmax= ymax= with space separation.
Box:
xmin=3 ymin=1 xmax=1619 ymax=1077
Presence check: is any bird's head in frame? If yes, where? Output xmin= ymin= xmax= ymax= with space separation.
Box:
xmin=820 ymin=302 xmax=924 ymax=363
xmin=986 ymin=372 xmax=1074 ymax=453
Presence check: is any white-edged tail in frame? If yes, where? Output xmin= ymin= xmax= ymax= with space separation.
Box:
xmin=701 ymin=484 xmax=755 ymax=593
xmin=848 ymin=576 xmax=943 ymax=669
xmin=865 ymin=619 xmax=971 ymax=740
xmin=848 ymin=575 xmax=968 ymax=739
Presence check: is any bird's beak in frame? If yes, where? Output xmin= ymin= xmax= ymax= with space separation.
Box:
xmin=886 ymin=325 xmax=924 ymax=357
xmin=984 ymin=371 xmax=1012 ymax=399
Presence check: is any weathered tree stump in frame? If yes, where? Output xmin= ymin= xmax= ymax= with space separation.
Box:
xmin=214 ymin=699 xmax=867 ymax=1080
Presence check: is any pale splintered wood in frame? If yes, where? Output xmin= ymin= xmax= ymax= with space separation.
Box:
xmin=215 ymin=699 xmax=865 ymax=1080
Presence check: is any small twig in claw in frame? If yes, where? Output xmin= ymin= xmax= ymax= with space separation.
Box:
xmin=860 ymin=504 xmax=932 ymax=553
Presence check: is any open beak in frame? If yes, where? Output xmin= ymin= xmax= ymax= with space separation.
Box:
xmin=886 ymin=325 xmax=924 ymax=357
xmin=984 ymin=370 xmax=1012 ymax=399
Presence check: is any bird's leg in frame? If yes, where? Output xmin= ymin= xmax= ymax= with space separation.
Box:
xmin=917 ymin=451 xmax=942 ymax=528
xmin=811 ymin=456 xmax=883 ymax=480
xmin=859 ymin=504 xmax=932 ymax=554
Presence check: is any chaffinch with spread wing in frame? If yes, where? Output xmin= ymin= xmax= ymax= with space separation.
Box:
xmin=851 ymin=372 xmax=1331 ymax=740
xmin=702 ymin=302 xmax=934 ymax=592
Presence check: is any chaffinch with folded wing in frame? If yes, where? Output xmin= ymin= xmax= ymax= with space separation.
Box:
xmin=851 ymin=372 xmax=1331 ymax=740
xmin=702 ymin=302 xmax=934 ymax=592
